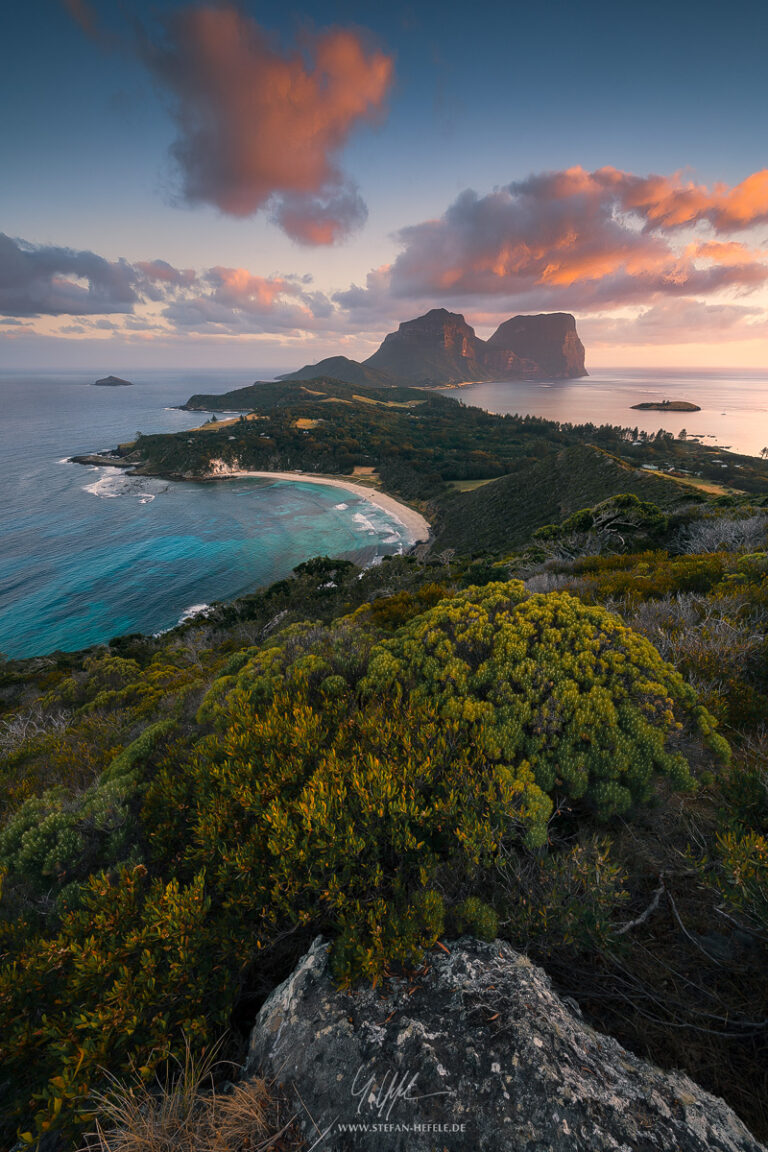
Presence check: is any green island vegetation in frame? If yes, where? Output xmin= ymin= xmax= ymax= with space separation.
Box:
xmin=2 ymin=376 xmax=768 ymax=1147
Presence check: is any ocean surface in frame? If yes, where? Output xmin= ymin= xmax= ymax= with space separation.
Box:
xmin=0 ymin=371 xmax=410 ymax=658
xmin=445 ymin=368 xmax=768 ymax=458
xmin=3 ymin=365 xmax=767 ymax=660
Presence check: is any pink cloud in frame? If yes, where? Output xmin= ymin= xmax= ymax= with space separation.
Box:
xmin=136 ymin=259 xmax=197 ymax=288
xmin=162 ymin=265 xmax=337 ymax=334
xmin=143 ymin=6 xmax=393 ymax=243
xmin=581 ymin=298 xmax=768 ymax=345
xmin=377 ymin=168 xmax=768 ymax=311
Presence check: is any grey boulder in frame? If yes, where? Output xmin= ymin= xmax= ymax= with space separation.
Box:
xmin=247 ymin=937 xmax=765 ymax=1151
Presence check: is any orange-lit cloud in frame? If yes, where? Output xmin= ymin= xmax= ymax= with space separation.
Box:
xmin=367 ymin=168 xmax=768 ymax=311
xmin=142 ymin=6 xmax=393 ymax=244
xmin=591 ymin=166 xmax=768 ymax=232
xmin=161 ymin=265 xmax=336 ymax=334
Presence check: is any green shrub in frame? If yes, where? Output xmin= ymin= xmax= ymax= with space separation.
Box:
xmin=496 ymin=836 xmax=629 ymax=952
xmin=363 ymin=582 xmax=728 ymax=830
xmin=0 ymin=581 xmax=725 ymax=1143
xmin=451 ymin=896 xmax=499 ymax=940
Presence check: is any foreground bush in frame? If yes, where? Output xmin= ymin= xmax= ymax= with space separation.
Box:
xmin=0 ymin=583 xmax=728 ymax=1144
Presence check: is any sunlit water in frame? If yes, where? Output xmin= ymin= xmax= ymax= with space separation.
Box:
xmin=446 ymin=367 xmax=768 ymax=458
xmin=0 ymin=371 xmax=411 ymax=658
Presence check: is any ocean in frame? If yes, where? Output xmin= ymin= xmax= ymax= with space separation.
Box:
xmin=445 ymin=367 xmax=768 ymax=457
xmin=2 ymin=365 xmax=767 ymax=660
xmin=0 ymin=370 xmax=409 ymax=658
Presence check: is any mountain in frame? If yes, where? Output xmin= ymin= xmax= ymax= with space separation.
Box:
xmin=281 ymin=308 xmax=588 ymax=388
xmin=485 ymin=312 xmax=586 ymax=379
xmin=363 ymin=308 xmax=490 ymax=385
xmin=278 ymin=355 xmax=395 ymax=388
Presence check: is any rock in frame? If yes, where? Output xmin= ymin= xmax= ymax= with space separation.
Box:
xmin=247 ymin=937 xmax=764 ymax=1152
xmin=363 ymin=308 xmax=490 ymax=385
xmin=287 ymin=309 xmax=588 ymax=388
xmin=93 ymin=375 xmax=133 ymax=386
xmin=486 ymin=312 xmax=587 ymax=380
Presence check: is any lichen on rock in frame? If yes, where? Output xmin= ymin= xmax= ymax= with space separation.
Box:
xmin=247 ymin=936 xmax=766 ymax=1151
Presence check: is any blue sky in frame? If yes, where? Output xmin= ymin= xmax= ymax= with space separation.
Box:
xmin=3 ymin=0 xmax=768 ymax=368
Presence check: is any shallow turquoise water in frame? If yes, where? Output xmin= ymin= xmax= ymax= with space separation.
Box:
xmin=0 ymin=371 xmax=410 ymax=658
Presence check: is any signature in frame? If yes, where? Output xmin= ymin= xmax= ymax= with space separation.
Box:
xmin=350 ymin=1063 xmax=451 ymax=1122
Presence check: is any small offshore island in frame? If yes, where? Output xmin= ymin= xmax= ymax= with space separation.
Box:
xmin=631 ymin=399 xmax=701 ymax=411
xmin=93 ymin=374 xmax=133 ymax=387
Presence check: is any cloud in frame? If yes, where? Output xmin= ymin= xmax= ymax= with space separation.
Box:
xmin=141 ymin=5 xmax=393 ymax=244
xmin=0 ymin=233 xmax=140 ymax=316
xmin=161 ymin=265 xmax=338 ymax=334
xmin=0 ymin=231 xmax=343 ymax=335
xmin=270 ymin=185 xmax=367 ymax=246
xmin=374 ymin=167 xmax=768 ymax=311
xmin=586 ymin=167 xmax=768 ymax=232
xmin=60 ymin=0 xmax=105 ymax=43
xmin=135 ymin=259 xmax=197 ymax=289
xmin=581 ymin=298 xmax=768 ymax=346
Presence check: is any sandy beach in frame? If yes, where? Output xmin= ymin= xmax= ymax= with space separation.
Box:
xmin=211 ymin=468 xmax=431 ymax=545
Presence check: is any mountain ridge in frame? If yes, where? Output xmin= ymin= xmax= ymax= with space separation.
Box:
xmin=280 ymin=307 xmax=587 ymax=387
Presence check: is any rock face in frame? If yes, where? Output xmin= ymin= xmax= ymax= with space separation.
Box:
xmin=282 ymin=309 xmax=588 ymax=388
xmin=363 ymin=309 xmax=489 ymax=385
xmin=247 ymin=937 xmax=764 ymax=1152
xmin=486 ymin=312 xmax=586 ymax=380
xmin=93 ymin=374 xmax=133 ymax=386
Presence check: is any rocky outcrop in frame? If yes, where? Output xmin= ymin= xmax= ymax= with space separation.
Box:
xmin=283 ymin=309 xmax=588 ymax=388
xmin=363 ymin=309 xmax=490 ymax=385
xmin=485 ymin=312 xmax=587 ymax=379
xmin=247 ymin=937 xmax=764 ymax=1152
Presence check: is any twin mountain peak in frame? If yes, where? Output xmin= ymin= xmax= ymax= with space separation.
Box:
xmin=280 ymin=309 xmax=587 ymax=388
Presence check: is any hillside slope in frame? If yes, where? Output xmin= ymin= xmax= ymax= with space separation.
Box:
xmin=432 ymin=445 xmax=690 ymax=553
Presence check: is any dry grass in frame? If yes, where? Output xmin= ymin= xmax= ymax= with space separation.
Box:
xmin=82 ymin=1040 xmax=304 ymax=1152
xmin=447 ymin=476 xmax=504 ymax=492
xmin=351 ymin=394 xmax=424 ymax=408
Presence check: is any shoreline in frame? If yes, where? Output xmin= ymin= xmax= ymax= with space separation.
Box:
xmin=207 ymin=468 xmax=431 ymax=545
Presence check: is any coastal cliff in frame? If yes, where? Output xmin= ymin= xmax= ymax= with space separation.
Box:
xmin=363 ymin=308 xmax=490 ymax=384
xmin=281 ymin=308 xmax=588 ymax=387
xmin=485 ymin=311 xmax=586 ymax=379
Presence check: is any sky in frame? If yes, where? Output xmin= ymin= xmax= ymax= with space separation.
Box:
xmin=2 ymin=0 xmax=768 ymax=371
